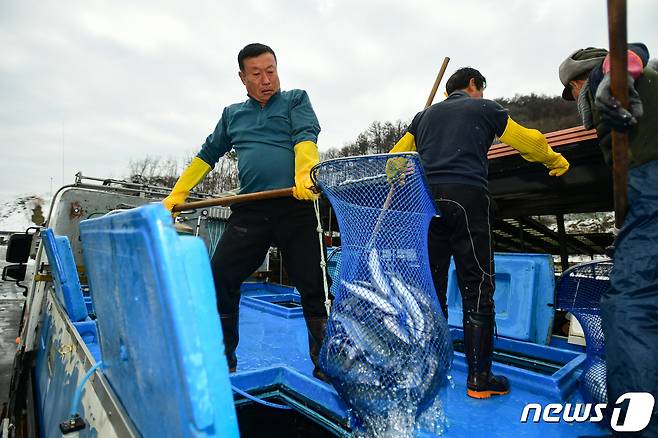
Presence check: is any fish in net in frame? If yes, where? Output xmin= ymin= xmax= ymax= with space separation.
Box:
xmin=312 ymin=153 xmax=453 ymax=436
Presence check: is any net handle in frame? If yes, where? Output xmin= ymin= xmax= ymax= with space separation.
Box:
xmin=172 ymin=187 xmax=293 ymax=212
xmin=425 ymin=57 xmax=451 ymax=108
xmin=365 ymin=55 xmax=450 ymax=249
xmin=366 ymin=185 xmax=396 ymax=249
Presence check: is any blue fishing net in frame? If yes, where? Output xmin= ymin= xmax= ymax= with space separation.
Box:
xmin=312 ymin=153 xmax=453 ymax=434
xmin=326 ymin=247 xmax=343 ymax=298
xmin=556 ymin=259 xmax=612 ymax=406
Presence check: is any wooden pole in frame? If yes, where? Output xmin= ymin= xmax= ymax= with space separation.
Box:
xmin=172 ymin=187 xmax=294 ymax=212
xmin=425 ymin=57 xmax=451 ymax=109
xmin=607 ymin=0 xmax=629 ymax=227
xmin=371 ymin=56 xmax=451 ymax=248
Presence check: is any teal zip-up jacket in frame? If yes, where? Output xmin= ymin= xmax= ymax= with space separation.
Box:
xmin=197 ymin=89 xmax=320 ymax=194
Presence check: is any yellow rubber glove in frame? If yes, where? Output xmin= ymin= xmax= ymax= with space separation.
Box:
xmin=499 ymin=117 xmax=570 ymax=177
xmin=386 ymin=132 xmax=417 ymax=184
xmin=162 ymin=157 xmax=212 ymax=215
xmin=293 ymin=141 xmax=320 ymax=201
xmin=390 ymin=132 xmax=417 ymax=153
xmin=547 ymin=155 xmax=570 ymax=176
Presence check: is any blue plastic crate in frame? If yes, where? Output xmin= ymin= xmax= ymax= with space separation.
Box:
xmin=72 ymin=320 xmax=102 ymax=362
xmin=40 ymin=228 xmax=88 ymax=322
xmin=447 ymin=253 xmax=555 ymax=344
xmin=79 ymin=203 xmax=239 ymax=438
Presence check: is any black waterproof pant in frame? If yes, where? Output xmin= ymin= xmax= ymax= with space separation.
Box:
xmin=428 ymin=184 xmax=495 ymax=320
xmin=211 ymin=197 xmax=329 ymax=320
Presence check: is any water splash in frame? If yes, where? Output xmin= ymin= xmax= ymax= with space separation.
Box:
xmin=347 ymin=390 xmax=450 ymax=437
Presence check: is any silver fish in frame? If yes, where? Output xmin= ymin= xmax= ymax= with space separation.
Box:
xmin=356 ymin=279 xmax=406 ymax=315
xmin=409 ymin=284 xmax=436 ymax=317
xmin=367 ymin=248 xmax=394 ymax=298
xmin=390 ymin=275 xmax=425 ymax=340
xmin=323 ymin=332 xmax=361 ymax=375
xmin=383 ymin=314 xmax=411 ymax=344
xmin=409 ymin=285 xmax=441 ymax=339
xmin=400 ymin=308 xmax=418 ymax=341
xmin=344 ymin=358 xmax=383 ymax=387
xmin=341 ymin=280 xmax=398 ymax=315
xmin=407 ymin=286 xmax=453 ymax=375
xmin=334 ymin=312 xmax=394 ymax=367
xmin=334 ymin=361 xmax=392 ymax=415
xmin=353 ymin=280 xmax=377 ymax=290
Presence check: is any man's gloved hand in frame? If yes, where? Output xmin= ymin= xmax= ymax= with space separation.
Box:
xmin=385 ymin=132 xmax=417 ymax=185
xmin=293 ymin=141 xmax=320 ymax=201
xmin=162 ymin=192 xmax=187 ymax=218
xmin=385 ymin=156 xmax=414 ymax=185
xmin=548 ymin=154 xmax=570 ymax=177
xmin=162 ymin=157 xmax=212 ymax=217
xmin=498 ymin=116 xmax=570 ymax=177
xmin=595 ymin=73 xmax=644 ymax=132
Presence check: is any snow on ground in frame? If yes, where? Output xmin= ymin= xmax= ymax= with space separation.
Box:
xmin=0 ymin=194 xmax=50 ymax=232
xmin=534 ymin=212 xmax=616 ymax=234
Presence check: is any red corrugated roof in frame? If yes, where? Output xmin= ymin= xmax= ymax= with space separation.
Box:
xmin=488 ymin=126 xmax=598 ymax=160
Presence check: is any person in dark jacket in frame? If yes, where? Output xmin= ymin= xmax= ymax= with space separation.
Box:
xmin=163 ymin=43 xmax=330 ymax=381
xmin=388 ymin=67 xmax=570 ymax=399
xmin=559 ymin=44 xmax=658 ymax=436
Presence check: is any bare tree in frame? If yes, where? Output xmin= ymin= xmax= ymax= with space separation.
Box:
xmin=320 ymin=119 xmax=410 ymax=159
xmin=196 ymin=151 xmax=239 ymax=194
xmin=320 ymin=147 xmax=343 ymax=161
xmin=129 ymin=151 xmax=240 ymax=195
xmin=128 ymin=156 xmax=180 ymax=187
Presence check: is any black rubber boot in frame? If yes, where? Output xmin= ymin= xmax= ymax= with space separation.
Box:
xmin=305 ymin=316 xmax=330 ymax=383
xmin=220 ymin=313 xmax=239 ymax=373
xmin=463 ymin=312 xmax=510 ymax=399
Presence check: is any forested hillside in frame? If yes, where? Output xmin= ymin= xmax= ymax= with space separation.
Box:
xmin=495 ymin=94 xmax=581 ymax=133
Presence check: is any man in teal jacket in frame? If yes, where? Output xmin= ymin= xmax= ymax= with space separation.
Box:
xmin=163 ymin=43 xmax=329 ymax=381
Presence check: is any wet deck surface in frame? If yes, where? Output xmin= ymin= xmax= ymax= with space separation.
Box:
xmin=0 ymin=246 xmax=26 ymax=409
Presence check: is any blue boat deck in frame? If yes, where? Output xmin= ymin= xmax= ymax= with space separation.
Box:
xmin=32 ymin=203 xmax=611 ymax=437
xmin=234 ymin=283 xmax=607 ymax=437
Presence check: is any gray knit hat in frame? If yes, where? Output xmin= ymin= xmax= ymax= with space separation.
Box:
xmin=559 ymin=47 xmax=608 ymax=100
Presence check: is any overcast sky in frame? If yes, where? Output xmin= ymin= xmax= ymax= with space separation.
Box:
xmin=1 ymin=0 xmax=656 ymax=199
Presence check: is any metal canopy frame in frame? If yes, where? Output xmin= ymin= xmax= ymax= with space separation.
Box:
xmin=488 ymin=125 xmax=614 ymax=268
